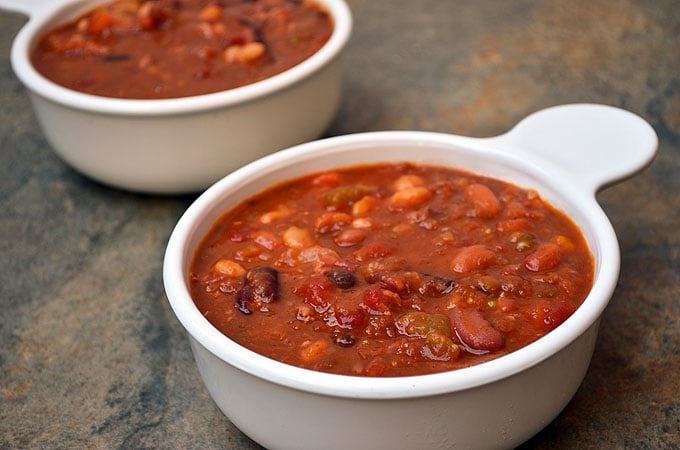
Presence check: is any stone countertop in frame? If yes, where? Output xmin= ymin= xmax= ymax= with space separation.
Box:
xmin=1 ymin=0 xmax=678 ymax=448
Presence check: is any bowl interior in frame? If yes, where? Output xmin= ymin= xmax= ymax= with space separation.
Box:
xmin=165 ymin=131 xmax=618 ymax=398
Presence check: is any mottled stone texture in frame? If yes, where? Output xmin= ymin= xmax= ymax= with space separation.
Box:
xmin=1 ymin=0 xmax=678 ymax=448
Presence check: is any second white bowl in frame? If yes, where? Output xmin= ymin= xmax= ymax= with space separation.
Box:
xmin=3 ymin=0 xmax=353 ymax=194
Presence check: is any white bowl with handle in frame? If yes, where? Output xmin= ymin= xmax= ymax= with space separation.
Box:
xmin=1 ymin=0 xmax=352 ymax=194
xmin=164 ymin=104 xmax=656 ymax=450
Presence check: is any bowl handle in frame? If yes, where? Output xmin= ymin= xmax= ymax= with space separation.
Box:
xmin=486 ymin=104 xmax=658 ymax=194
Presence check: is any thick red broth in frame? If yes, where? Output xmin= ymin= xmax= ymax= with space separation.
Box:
xmin=189 ymin=162 xmax=594 ymax=377
xmin=31 ymin=0 xmax=333 ymax=99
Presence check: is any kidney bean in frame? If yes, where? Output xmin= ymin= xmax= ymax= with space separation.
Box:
xmin=282 ymin=226 xmax=315 ymax=249
xmin=326 ymin=269 xmax=357 ymax=289
xmin=236 ymin=288 xmax=253 ymax=314
xmin=85 ymin=9 xmax=117 ymax=36
xmin=198 ymin=4 xmax=222 ymax=21
xmin=392 ymin=174 xmax=426 ymax=191
xmin=314 ymin=212 xmax=352 ymax=234
xmin=554 ymin=235 xmax=576 ymax=251
xmin=528 ymin=298 xmax=576 ymax=330
xmin=464 ymin=183 xmax=500 ymax=218
xmin=387 ymin=186 xmax=433 ymax=211
xmin=259 ymin=204 xmax=293 ymax=224
xmin=448 ymin=307 xmax=505 ymax=351
xmin=213 ymin=259 xmax=246 ymax=278
xmin=353 ymin=241 xmax=397 ymax=262
xmin=351 ymin=217 xmax=378 ymax=230
xmin=311 ymin=172 xmax=343 ymax=187
xmin=224 ymin=42 xmax=266 ymax=64
xmin=352 ymin=195 xmax=380 ymax=216
xmin=496 ymin=218 xmax=531 ymax=233
xmin=361 ymin=257 xmax=407 ymax=277
xmin=334 ymin=228 xmax=367 ymax=247
xmin=234 ymin=243 xmax=266 ymax=261
xmin=236 ymin=267 xmax=279 ymax=314
xmin=524 ymin=243 xmax=562 ymax=272
xmin=450 ymin=245 xmax=497 ymax=274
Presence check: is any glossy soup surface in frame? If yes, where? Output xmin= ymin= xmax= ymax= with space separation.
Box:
xmin=31 ymin=0 xmax=333 ymax=99
xmin=190 ymin=162 xmax=594 ymax=377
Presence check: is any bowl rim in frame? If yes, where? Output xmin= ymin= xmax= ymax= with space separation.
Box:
xmin=10 ymin=0 xmax=353 ymax=116
xmin=162 ymin=130 xmax=620 ymax=399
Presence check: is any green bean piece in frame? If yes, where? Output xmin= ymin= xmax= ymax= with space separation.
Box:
xmin=395 ymin=311 xmax=452 ymax=337
xmin=323 ymin=184 xmax=377 ymax=208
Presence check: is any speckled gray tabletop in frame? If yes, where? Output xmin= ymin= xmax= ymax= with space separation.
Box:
xmin=1 ymin=1 xmax=678 ymax=448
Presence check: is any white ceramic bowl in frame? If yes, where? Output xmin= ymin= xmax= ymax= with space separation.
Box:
xmin=1 ymin=0 xmax=352 ymax=194
xmin=163 ymin=104 xmax=657 ymax=450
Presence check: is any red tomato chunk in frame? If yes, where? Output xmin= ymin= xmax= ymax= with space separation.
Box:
xmin=190 ymin=162 xmax=594 ymax=377
xmin=31 ymin=0 xmax=333 ymax=99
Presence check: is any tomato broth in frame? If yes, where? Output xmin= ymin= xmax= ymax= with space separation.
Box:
xmin=190 ymin=162 xmax=594 ymax=377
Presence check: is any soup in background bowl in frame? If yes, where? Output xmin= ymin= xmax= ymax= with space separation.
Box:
xmin=30 ymin=0 xmax=335 ymax=99
xmin=2 ymin=0 xmax=352 ymax=193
